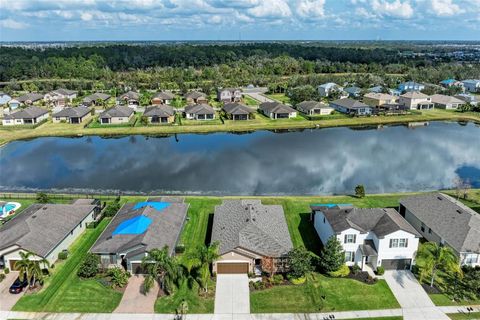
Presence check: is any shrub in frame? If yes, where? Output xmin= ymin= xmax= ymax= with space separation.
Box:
xmin=287 ymin=247 xmax=314 ymax=279
xmin=376 ymin=266 xmax=385 ymax=276
xmin=328 ymin=264 xmax=350 ymax=278
xmin=175 ymin=244 xmax=185 ymax=254
xmin=58 ymin=251 xmax=68 ymax=260
xmin=107 ymin=267 xmax=130 ymax=288
xmin=272 ymin=274 xmax=284 ymax=285
xmin=319 ymin=236 xmax=345 ymax=273
xmin=355 ymin=185 xmax=366 ymax=198
xmin=77 ymin=253 xmax=100 ymax=278
xmin=4 ymin=268 xmax=10 ymax=274
xmin=104 ymin=201 xmax=121 ymax=217
xmin=351 ymin=264 xmax=361 ymax=275
xmin=290 ymin=276 xmax=306 ymax=285
xmin=36 ymin=192 xmax=50 ymax=203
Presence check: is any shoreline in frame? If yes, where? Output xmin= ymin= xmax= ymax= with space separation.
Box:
xmin=1 ymin=110 xmax=479 ymax=147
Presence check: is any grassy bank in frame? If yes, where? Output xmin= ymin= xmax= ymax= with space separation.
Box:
xmin=1 ymin=109 xmax=479 ymax=146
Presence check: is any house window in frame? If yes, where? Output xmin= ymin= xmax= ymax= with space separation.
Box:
xmin=464 ymin=254 xmax=478 ymax=265
xmin=421 ymin=223 xmax=425 ymax=232
xmin=323 ymin=217 xmax=326 ymax=223
xmin=345 ymin=251 xmax=355 ymax=262
xmin=344 ymin=234 xmax=356 ymax=244
xmin=390 ymin=238 xmax=408 ymax=248
xmin=428 ymin=228 xmax=432 ymax=234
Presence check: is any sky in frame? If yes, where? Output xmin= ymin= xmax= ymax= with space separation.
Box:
xmin=0 ymin=0 xmax=479 ymax=41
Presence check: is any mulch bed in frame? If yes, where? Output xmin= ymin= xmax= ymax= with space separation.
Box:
xmin=347 ymin=271 xmax=378 ymax=284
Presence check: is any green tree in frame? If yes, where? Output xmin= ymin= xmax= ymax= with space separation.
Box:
xmin=28 ymin=257 xmax=50 ymax=288
xmin=107 ymin=267 xmax=130 ymax=288
xmin=195 ymin=242 xmax=220 ymax=293
xmin=287 ymin=85 xmax=319 ymax=105
xmin=417 ymin=242 xmax=462 ymax=287
xmin=15 ymin=251 xmax=34 ymax=286
xmin=142 ymin=246 xmax=179 ymax=294
xmin=355 ymin=185 xmax=366 ymax=198
xmin=287 ymin=247 xmax=314 ymax=279
xmin=36 ymin=192 xmax=50 ymax=203
xmin=77 ymin=253 xmax=100 ymax=278
xmin=319 ymin=236 xmax=345 ymax=273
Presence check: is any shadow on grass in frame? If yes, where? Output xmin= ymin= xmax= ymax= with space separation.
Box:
xmin=298 ymin=212 xmax=323 ymax=256
xmin=205 ymin=213 xmax=214 ymax=245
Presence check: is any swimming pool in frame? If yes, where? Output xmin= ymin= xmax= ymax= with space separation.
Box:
xmin=311 ymin=203 xmax=353 ymax=208
xmin=0 ymin=201 xmax=21 ymax=218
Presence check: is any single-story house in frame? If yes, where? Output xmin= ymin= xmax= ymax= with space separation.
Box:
xmin=91 ymin=197 xmax=188 ymax=274
xmin=223 ymin=102 xmax=253 ymax=120
xmin=211 ymin=199 xmax=293 ymax=275
xmin=152 ymin=91 xmax=175 ymax=105
xmin=44 ymin=88 xmax=78 ymax=107
xmin=82 ymin=92 xmax=111 ymax=106
xmin=52 ymin=106 xmax=91 ymax=124
xmin=259 ymin=102 xmax=297 ymax=119
xmin=430 ymin=94 xmax=465 ymax=109
xmin=16 ymin=93 xmax=44 ymax=106
xmin=440 ymin=79 xmax=464 ymax=89
xmin=367 ymin=86 xmax=401 ymax=96
xmin=377 ymin=103 xmax=408 ymax=114
xmin=143 ymin=105 xmax=175 ymax=124
xmin=0 ymin=92 xmax=12 ymax=106
xmin=118 ymin=91 xmax=140 ymax=108
xmin=363 ymin=92 xmax=398 ymax=107
xmin=296 ymin=101 xmax=334 ymax=116
xmin=399 ymin=193 xmax=480 ymax=267
xmin=330 ymin=98 xmax=372 ymax=115
xmin=399 ymin=92 xmax=434 ymax=110
xmin=318 ymin=82 xmax=344 ymax=97
xmin=184 ymin=103 xmax=215 ymax=120
xmin=344 ymin=86 xmax=362 ymax=98
xmin=398 ymin=81 xmax=425 ymax=93
xmin=312 ymin=205 xmax=420 ymax=271
xmin=461 ymin=79 xmax=480 ymax=93
xmin=217 ymin=88 xmax=242 ymax=103
xmin=455 ymin=93 xmax=478 ymax=106
xmin=0 ymin=201 xmax=100 ymax=269
xmin=185 ymin=91 xmax=208 ymax=105
xmin=99 ymin=106 xmax=134 ymax=124
xmin=2 ymin=106 xmax=49 ymax=126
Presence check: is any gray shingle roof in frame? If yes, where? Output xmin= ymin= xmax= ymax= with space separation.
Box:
xmin=430 ymin=94 xmax=464 ymax=105
xmin=223 ymin=102 xmax=253 ymax=115
xmin=296 ymin=101 xmax=331 ymax=113
xmin=319 ymin=207 xmax=420 ymax=238
xmin=185 ymin=91 xmax=207 ymax=99
xmin=0 ymin=203 xmax=97 ymax=257
xmin=345 ymin=86 xmax=362 ymax=94
xmin=91 ymin=197 xmax=188 ymax=256
xmin=99 ymin=106 xmax=134 ymax=118
xmin=52 ymin=106 xmax=90 ymax=118
xmin=4 ymin=106 xmax=48 ymax=120
xmin=119 ymin=91 xmax=139 ymax=100
xmin=51 ymin=88 xmax=77 ymax=96
xmin=16 ymin=93 xmax=44 ymax=103
xmin=144 ymin=105 xmax=175 ymax=117
xmin=259 ymin=102 xmax=296 ymax=114
xmin=82 ymin=92 xmax=111 ymax=103
xmin=184 ymin=103 xmax=215 ymax=115
xmin=153 ymin=91 xmax=175 ymax=100
xmin=211 ymin=200 xmax=293 ymax=257
xmin=400 ymin=193 xmax=480 ymax=253
xmin=331 ymin=98 xmax=369 ymax=109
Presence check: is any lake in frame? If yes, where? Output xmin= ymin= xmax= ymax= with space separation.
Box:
xmin=0 ymin=121 xmax=479 ymax=195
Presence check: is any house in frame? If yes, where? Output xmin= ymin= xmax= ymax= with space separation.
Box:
xmin=91 ymin=197 xmax=188 ymax=274
xmin=223 ymin=102 xmax=253 ymax=120
xmin=368 ymin=86 xmax=401 ymax=96
xmin=312 ymin=205 xmax=420 ymax=271
xmin=185 ymin=91 xmax=208 ymax=105
xmin=399 ymin=92 xmax=434 ymax=110
xmin=0 ymin=201 xmax=100 ymax=269
xmin=2 ymin=106 xmax=49 ymax=126
xmin=461 ymin=79 xmax=480 ymax=93
xmin=118 ymin=91 xmax=140 ymax=109
xmin=211 ymin=199 xmax=293 ymax=274
xmin=259 ymin=102 xmax=297 ymax=119
xmin=318 ymin=82 xmax=344 ymax=97
xmin=330 ymin=98 xmax=372 ymax=115
xmin=82 ymin=92 xmax=111 ymax=106
xmin=296 ymin=101 xmax=334 ymax=116
xmin=399 ymin=193 xmax=480 ymax=267
xmin=363 ymin=92 xmax=398 ymax=107
xmin=52 ymin=106 xmax=91 ymax=124
xmin=0 ymin=92 xmax=12 ymax=106
xmin=398 ymin=81 xmax=425 ymax=93
xmin=152 ymin=91 xmax=175 ymax=105
xmin=430 ymin=94 xmax=465 ymax=109
xmin=44 ymin=88 xmax=78 ymax=107
xmin=217 ymin=88 xmax=242 ymax=103
xmin=16 ymin=93 xmax=44 ymax=106
xmin=455 ymin=93 xmax=478 ymax=106
xmin=344 ymin=86 xmax=362 ymax=98
xmin=143 ymin=105 xmax=175 ymax=124
xmin=184 ymin=103 xmax=215 ymax=120
xmin=8 ymin=99 xmax=21 ymax=110
xmin=98 ymin=106 xmax=134 ymax=124
xmin=440 ymin=79 xmax=464 ymax=89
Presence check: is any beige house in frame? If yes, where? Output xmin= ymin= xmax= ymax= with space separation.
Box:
xmin=211 ymin=200 xmax=293 ymax=275
xmin=399 ymin=92 xmax=434 ymax=110
xmin=2 ymin=106 xmax=49 ymax=126
xmin=143 ymin=105 xmax=175 ymax=124
xmin=363 ymin=92 xmax=398 ymax=107
xmin=185 ymin=91 xmax=208 ymax=105
xmin=430 ymin=94 xmax=465 ymax=109
xmin=99 ymin=106 xmax=134 ymax=124
xmin=296 ymin=101 xmax=334 ymax=115
xmin=52 ymin=106 xmax=91 ymax=124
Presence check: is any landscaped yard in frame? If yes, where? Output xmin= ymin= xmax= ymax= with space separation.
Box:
xmin=250 ymin=273 xmax=400 ymax=313
xmin=243 ymin=95 xmax=259 ymax=106
xmin=344 ymin=318 xmax=403 ymax=320
xmin=447 ymin=312 xmax=480 ymax=320
xmin=154 ymin=282 xmax=215 ymax=313
xmin=265 ymin=93 xmax=291 ymax=104
xmin=13 ymin=218 xmax=123 ymax=313
xmin=429 ymin=293 xmax=480 ymax=307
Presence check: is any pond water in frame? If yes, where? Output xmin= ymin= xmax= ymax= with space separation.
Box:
xmin=0 ymin=121 xmax=479 ymax=195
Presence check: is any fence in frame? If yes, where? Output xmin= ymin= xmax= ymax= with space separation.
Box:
xmin=0 ymin=192 xmax=118 ymax=201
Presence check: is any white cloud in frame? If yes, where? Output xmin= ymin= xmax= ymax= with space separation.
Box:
xmin=0 ymin=19 xmax=28 ymax=29
xmin=430 ymin=0 xmax=462 ymax=16
xmin=371 ymin=0 xmax=414 ymax=19
xmin=247 ymin=0 xmax=292 ymax=19
xmin=296 ymin=0 xmax=325 ymax=19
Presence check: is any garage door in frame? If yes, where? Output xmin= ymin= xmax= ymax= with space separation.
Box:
xmin=381 ymin=259 xmax=411 ymax=270
xmin=9 ymin=260 xmax=20 ymax=271
xmin=217 ymin=263 xmax=249 ymax=274
xmin=130 ymin=262 xmax=146 ymax=274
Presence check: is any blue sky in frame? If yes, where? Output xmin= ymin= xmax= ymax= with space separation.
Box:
xmin=0 ymin=0 xmax=479 ymax=41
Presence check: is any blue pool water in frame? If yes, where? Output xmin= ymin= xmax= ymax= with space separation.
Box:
xmin=113 ymin=215 xmax=153 ymax=235
xmin=312 ymin=203 xmax=352 ymax=208
xmin=133 ymin=201 xmax=170 ymax=211
xmin=0 ymin=203 xmax=15 ymax=213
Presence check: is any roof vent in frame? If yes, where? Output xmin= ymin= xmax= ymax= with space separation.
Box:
xmin=246 ymin=218 xmax=250 ymax=222
xmin=456 ymin=209 xmax=462 ymax=214
xmin=43 ymin=206 xmax=48 ymax=210
xmin=437 ymin=196 xmax=442 ymax=200
xmin=107 ymin=236 xmax=112 ymax=240
xmin=31 ymin=215 xmax=37 ymax=219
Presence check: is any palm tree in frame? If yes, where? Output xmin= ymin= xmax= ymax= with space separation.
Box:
xmin=28 ymin=257 xmax=50 ymax=288
xmin=417 ymin=242 xmax=462 ymax=287
xmin=142 ymin=246 xmax=178 ymax=294
xmin=15 ymin=251 xmax=34 ymax=285
xmin=195 ymin=242 xmax=220 ymax=293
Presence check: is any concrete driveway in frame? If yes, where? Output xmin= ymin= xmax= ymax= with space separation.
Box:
xmin=214 ymin=274 xmax=250 ymax=314
xmin=114 ymin=274 xmax=159 ymax=313
xmin=384 ymin=270 xmax=449 ymax=320
xmin=243 ymin=92 xmax=274 ymax=103
xmin=0 ymin=271 xmax=24 ymax=311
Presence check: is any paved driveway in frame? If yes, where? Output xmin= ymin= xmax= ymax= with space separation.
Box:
xmin=0 ymin=271 xmax=24 ymax=311
xmin=384 ymin=270 xmax=449 ymax=320
xmin=114 ymin=274 xmax=159 ymax=313
xmin=243 ymin=92 xmax=274 ymax=103
xmin=214 ymin=274 xmax=250 ymax=314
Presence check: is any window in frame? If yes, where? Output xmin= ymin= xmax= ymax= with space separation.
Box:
xmin=428 ymin=228 xmax=432 ymax=234
xmin=421 ymin=223 xmax=425 ymax=232
xmin=323 ymin=217 xmax=326 ymax=223
xmin=465 ymin=254 xmax=479 ymax=265
xmin=344 ymin=234 xmax=356 ymax=244
xmin=390 ymin=238 xmax=408 ymax=248
xmin=345 ymin=251 xmax=355 ymax=262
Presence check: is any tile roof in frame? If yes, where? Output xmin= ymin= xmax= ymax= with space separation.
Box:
xmin=51 ymin=88 xmax=77 ymax=96
xmin=185 ymin=91 xmax=207 ymax=99
xmin=52 ymin=106 xmax=90 ymax=118
xmin=400 ymin=91 xmax=430 ymax=99
xmin=430 ymin=94 xmax=465 ymax=105
xmin=364 ymin=92 xmax=397 ymax=101
xmin=4 ymin=106 xmax=48 ymax=120
xmin=119 ymin=91 xmax=139 ymax=100
xmin=99 ymin=106 xmax=134 ymax=118
xmin=82 ymin=92 xmax=111 ymax=103
xmin=223 ymin=102 xmax=253 ymax=115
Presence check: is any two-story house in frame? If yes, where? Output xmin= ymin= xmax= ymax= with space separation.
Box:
xmin=312 ymin=205 xmax=420 ymax=271
xmin=318 ymin=82 xmax=345 ymax=98
xmin=399 ymin=92 xmax=434 ymax=110
xmin=217 ymin=88 xmax=242 ymax=103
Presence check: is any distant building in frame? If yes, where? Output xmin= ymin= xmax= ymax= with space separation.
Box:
xmin=430 ymin=94 xmax=465 ymax=110
xmin=118 ymin=91 xmax=140 ymax=109
xmin=16 ymin=93 xmax=44 ymax=106
xmin=152 ymin=91 xmax=175 ymax=105
xmin=330 ymin=98 xmax=372 ymax=115
xmin=184 ymin=91 xmax=208 ymax=105
xmin=398 ymin=81 xmax=425 ymax=93
xmin=439 ymin=79 xmax=464 ymax=89
xmin=0 ymin=92 xmax=12 ymax=106
xmin=318 ymin=82 xmax=344 ymax=97
xmin=344 ymin=86 xmax=362 ymax=98
xmin=455 ymin=93 xmax=478 ymax=106
xmin=82 ymin=92 xmax=111 ymax=106
xmin=462 ymin=79 xmax=480 ymax=93
xmin=44 ymin=88 xmax=78 ymax=107
xmin=217 ymin=88 xmax=242 ymax=103
xmin=399 ymin=92 xmax=434 ymax=110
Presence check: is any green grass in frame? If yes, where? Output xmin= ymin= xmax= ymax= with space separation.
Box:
xmin=430 ymin=294 xmax=480 ymax=307
xmin=243 ymin=95 xmax=260 ymax=106
xmin=154 ymin=282 xmax=215 ymax=313
xmin=181 ymin=198 xmax=222 ymax=249
xmin=13 ymin=218 xmax=122 ymax=313
xmin=265 ymin=93 xmax=291 ymax=104
xmin=343 ymin=318 xmax=403 ymax=320
xmin=447 ymin=312 xmax=480 ymax=320
xmin=250 ymin=273 xmax=399 ymax=313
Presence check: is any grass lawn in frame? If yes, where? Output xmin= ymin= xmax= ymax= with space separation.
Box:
xmin=250 ymin=273 xmax=399 ymax=313
xmin=13 ymin=218 xmax=123 ymax=313
xmin=154 ymin=282 xmax=215 ymax=313
xmin=265 ymin=93 xmax=291 ymax=104
xmin=447 ymin=312 xmax=480 ymax=320
xmin=243 ymin=95 xmax=259 ymax=106
xmin=343 ymin=318 xmax=403 ymax=320
xmin=429 ymin=294 xmax=480 ymax=307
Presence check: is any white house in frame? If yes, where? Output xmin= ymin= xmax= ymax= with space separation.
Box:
xmin=461 ymin=79 xmax=480 ymax=93
xmin=44 ymin=88 xmax=78 ymax=107
xmin=399 ymin=92 xmax=434 ymax=110
xmin=329 ymin=98 xmax=372 ymax=115
xmin=312 ymin=205 xmax=420 ymax=271
xmin=318 ymin=83 xmax=344 ymax=98
xmin=430 ymin=94 xmax=465 ymax=110
xmin=2 ymin=106 xmax=49 ymax=126
xmin=398 ymin=81 xmax=425 ymax=92
xmin=217 ymin=88 xmax=242 ymax=102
